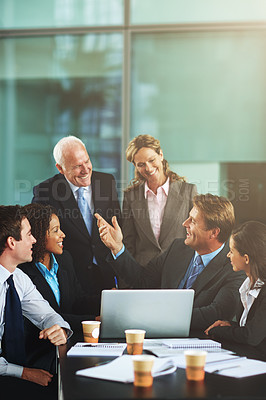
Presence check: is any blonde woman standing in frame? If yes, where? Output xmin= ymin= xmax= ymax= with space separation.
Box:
xmin=122 ymin=134 xmax=197 ymax=266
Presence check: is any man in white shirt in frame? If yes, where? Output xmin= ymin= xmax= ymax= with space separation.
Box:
xmin=0 ymin=205 xmax=72 ymax=397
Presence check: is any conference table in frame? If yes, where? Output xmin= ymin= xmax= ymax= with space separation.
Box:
xmin=58 ymin=333 xmax=266 ymax=400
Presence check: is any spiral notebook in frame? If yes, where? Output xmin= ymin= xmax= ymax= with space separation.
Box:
xmin=67 ymin=342 xmax=127 ymax=356
xmin=143 ymin=338 xmax=222 ymax=357
xmin=162 ymin=339 xmax=221 ymax=349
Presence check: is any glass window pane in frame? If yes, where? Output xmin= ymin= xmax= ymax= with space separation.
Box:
xmin=0 ymin=0 xmax=123 ymax=29
xmin=131 ymin=30 xmax=266 ymax=164
xmin=0 ymin=33 xmax=123 ymax=205
xmin=130 ymin=30 xmax=266 ymax=209
xmin=131 ymin=0 xmax=266 ymax=25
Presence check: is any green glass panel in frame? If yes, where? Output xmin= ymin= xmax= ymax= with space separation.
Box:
xmin=131 ymin=0 xmax=266 ymax=25
xmin=0 ymin=33 xmax=123 ymax=205
xmin=131 ymin=30 xmax=266 ymax=164
xmin=0 ymin=0 xmax=123 ymax=29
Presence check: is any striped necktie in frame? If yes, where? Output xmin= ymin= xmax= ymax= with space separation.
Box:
xmin=77 ymin=187 xmax=93 ymax=235
xmin=185 ymin=255 xmax=204 ymax=289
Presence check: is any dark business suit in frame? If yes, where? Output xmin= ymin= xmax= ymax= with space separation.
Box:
xmin=108 ymin=239 xmax=246 ymax=330
xmin=32 ymin=171 xmax=121 ymax=293
xmin=19 ymin=251 xmax=99 ymax=331
xmin=209 ymin=284 xmax=266 ymax=349
xmin=18 ymin=251 xmax=98 ymax=372
xmin=122 ymin=180 xmax=197 ymax=265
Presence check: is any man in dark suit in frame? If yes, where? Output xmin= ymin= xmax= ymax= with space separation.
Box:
xmin=32 ymin=135 xmax=121 ymax=295
xmin=95 ymin=193 xmax=246 ymax=331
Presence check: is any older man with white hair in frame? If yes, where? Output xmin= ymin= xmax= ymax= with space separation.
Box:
xmin=32 ymin=136 xmax=121 ymax=301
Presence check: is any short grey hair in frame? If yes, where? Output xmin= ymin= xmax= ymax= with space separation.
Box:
xmin=53 ymin=135 xmax=86 ymax=166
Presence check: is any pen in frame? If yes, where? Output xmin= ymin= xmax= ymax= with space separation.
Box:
xmin=95 ymin=360 xmax=111 ymax=367
xmin=206 ymin=356 xmax=245 ymax=365
xmin=80 ymin=343 xmax=121 ymax=347
xmin=114 ymin=276 xmax=118 ymax=289
xmin=213 ymin=365 xmax=241 ymax=374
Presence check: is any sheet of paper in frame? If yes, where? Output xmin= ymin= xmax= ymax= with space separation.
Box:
xmin=143 ymin=339 xmax=167 ymax=347
xmin=205 ymin=358 xmax=266 ymax=377
xmin=76 ymin=355 xmax=177 ymax=383
xmin=170 ymin=352 xmax=241 ymax=369
xmin=146 ymin=346 xmax=231 ymax=357
xmin=67 ymin=342 xmax=127 ymax=357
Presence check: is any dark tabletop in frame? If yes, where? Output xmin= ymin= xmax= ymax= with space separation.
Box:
xmin=58 ymin=332 xmax=266 ymax=400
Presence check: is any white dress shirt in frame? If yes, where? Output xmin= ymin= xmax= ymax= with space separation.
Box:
xmin=0 ymin=265 xmax=72 ymax=378
xmin=144 ymin=178 xmax=169 ymax=241
xmin=239 ymin=277 xmax=264 ymax=326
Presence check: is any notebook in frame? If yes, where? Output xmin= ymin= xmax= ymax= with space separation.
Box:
xmin=144 ymin=339 xmax=222 ymax=357
xmin=162 ymin=338 xmax=221 ymax=349
xmin=67 ymin=342 xmax=127 ymax=356
xmin=100 ymin=289 xmax=194 ymax=339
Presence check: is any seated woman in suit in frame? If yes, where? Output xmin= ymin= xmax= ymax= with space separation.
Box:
xmin=122 ymin=134 xmax=197 ymax=266
xmin=205 ymin=221 xmax=266 ymax=348
xmin=19 ymin=203 xmax=100 ymax=371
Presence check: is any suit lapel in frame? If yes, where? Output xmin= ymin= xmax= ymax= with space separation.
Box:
xmin=192 ymin=243 xmax=229 ymax=295
xmin=159 ymin=181 xmax=184 ymax=244
xmin=162 ymin=244 xmax=194 ymax=288
xmin=245 ymin=284 xmax=266 ymax=322
xmin=26 ymin=264 xmax=60 ymax=312
xmin=91 ymin=172 xmax=105 ymax=237
xmin=173 ymin=245 xmax=194 ymax=288
xmin=57 ymin=266 xmax=69 ymax=310
xmin=57 ymin=174 xmax=91 ymax=240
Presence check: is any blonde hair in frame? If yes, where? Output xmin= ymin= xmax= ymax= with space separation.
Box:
xmin=193 ymin=193 xmax=235 ymax=243
xmin=125 ymin=134 xmax=185 ymax=191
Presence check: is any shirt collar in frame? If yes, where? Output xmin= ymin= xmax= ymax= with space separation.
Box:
xmin=144 ymin=177 xmax=170 ymax=198
xmin=194 ymin=243 xmax=225 ymax=267
xmin=253 ymin=278 xmax=264 ymax=289
xmin=65 ymin=177 xmax=90 ymax=195
xmin=240 ymin=277 xmax=264 ymax=298
xmin=36 ymin=253 xmax=59 ymax=276
xmin=50 ymin=253 xmax=59 ymax=274
xmin=0 ymin=264 xmax=11 ymax=284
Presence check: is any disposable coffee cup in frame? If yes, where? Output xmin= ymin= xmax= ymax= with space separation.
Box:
xmin=125 ymin=329 xmax=146 ymax=355
xmin=82 ymin=321 xmax=101 ymax=343
xmin=184 ymin=350 xmax=207 ymax=381
xmin=133 ymin=355 xmax=155 ymax=387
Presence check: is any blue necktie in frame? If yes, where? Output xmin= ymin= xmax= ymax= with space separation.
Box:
xmin=185 ymin=255 xmax=204 ymax=289
xmin=77 ymin=187 xmax=93 ymax=235
xmin=2 ymin=275 xmax=26 ymax=365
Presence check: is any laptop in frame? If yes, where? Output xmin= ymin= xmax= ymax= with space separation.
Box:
xmin=100 ymin=289 xmax=194 ymax=339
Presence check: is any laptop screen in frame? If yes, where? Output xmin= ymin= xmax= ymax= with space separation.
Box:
xmin=100 ymin=289 xmax=194 ymax=339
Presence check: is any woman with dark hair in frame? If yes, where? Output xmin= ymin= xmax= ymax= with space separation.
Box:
xmin=18 ymin=203 xmax=99 ymax=371
xmin=205 ymin=221 xmax=266 ymax=347
xmin=122 ymin=134 xmax=197 ymax=266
